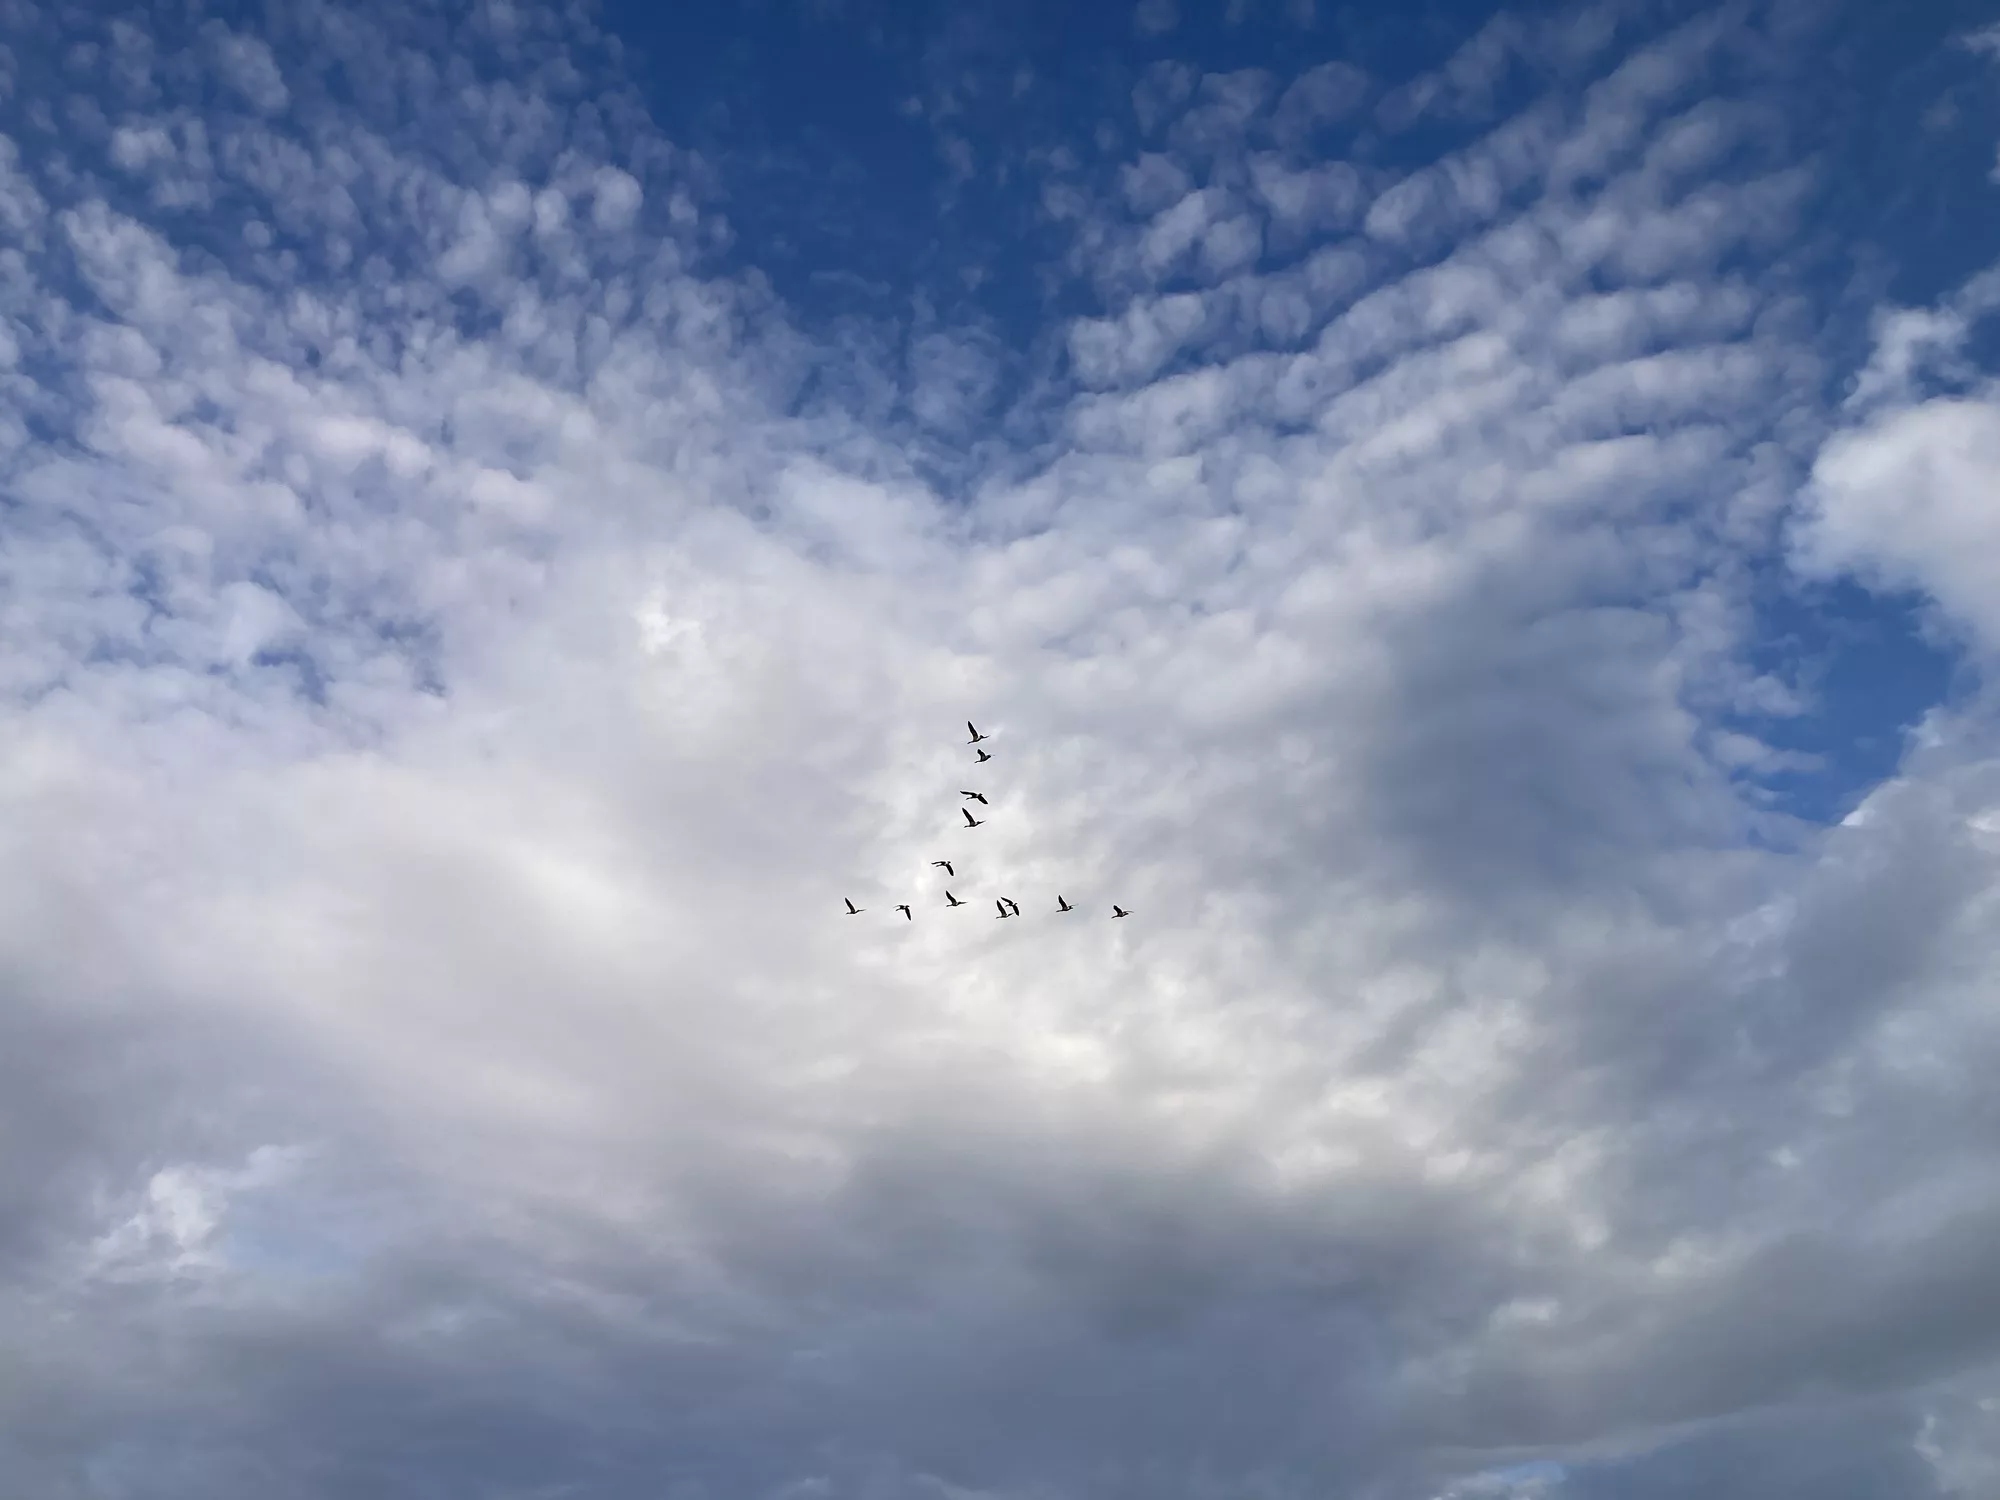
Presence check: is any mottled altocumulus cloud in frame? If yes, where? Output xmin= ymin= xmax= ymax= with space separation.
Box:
xmin=4 ymin=1 xmax=2000 ymax=1497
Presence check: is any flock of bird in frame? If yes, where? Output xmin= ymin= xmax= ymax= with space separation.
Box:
xmin=844 ymin=721 xmax=1131 ymax=923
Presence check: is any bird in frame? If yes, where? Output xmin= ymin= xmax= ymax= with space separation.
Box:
xmin=967 ymin=721 xmax=988 ymax=744
xmin=1002 ymin=897 xmax=1021 ymax=915
xmin=974 ymin=748 xmax=992 ymax=763
xmin=895 ymin=904 xmax=912 ymax=921
xmin=1112 ymin=906 xmax=1130 ymax=918
xmin=1056 ymin=895 xmax=1073 ymax=912
xmin=960 ymin=791 xmax=988 ymax=805
xmin=844 ymin=899 xmax=863 ymax=915
xmin=962 ymin=808 xmax=984 ymax=828
xmin=944 ymin=891 xmax=966 ymax=907
xmin=994 ymin=900 xmax=1012 ymax=919
xmin=931 ymin=860 xmax=955 ymax=877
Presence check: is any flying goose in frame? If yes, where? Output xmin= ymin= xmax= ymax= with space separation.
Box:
xmin=994 ymin=900 xmax=1012 ymax=919
xmin=960 ymin=791 xmax=988 ymax=805
xmin=1056 ymin=895 xmax=1073 ymax=912
xmin=967 ymin=721 xmax=988 ymax=744
xmin=844 ymin=899 xmax=863 ymax=915
xmin=974 ymin=748 xmax=992 ymax=763
xmin=895 ymin=904 xmax=912 ymax=921
xmin=1111 ymin=905 xmax=1130 ymax=918
xmin=962 ymin=808 xmax=984 ymax=828
xmin=931 ymin=860 xmax=955 ymax=877
xmin=944 ymin=891 xmax=966 ymax=907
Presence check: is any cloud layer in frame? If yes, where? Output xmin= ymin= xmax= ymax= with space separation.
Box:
xmin=5 ymin=1 xmax=2000 ymax=1497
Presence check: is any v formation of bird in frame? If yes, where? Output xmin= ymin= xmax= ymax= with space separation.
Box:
xmin=844 ymin=721 xmax=1131 ymax=924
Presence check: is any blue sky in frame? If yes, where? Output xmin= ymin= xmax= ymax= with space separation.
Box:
xmin=609 ymin=0 xmax=1982 ymax=822
xmin=5 ymin=2 xmax=2000 ymax=1498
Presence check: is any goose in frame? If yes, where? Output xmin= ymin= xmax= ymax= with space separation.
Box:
xmin=1111 ymin=906 xmax=1130 ymax=918
xmin=1056 ymin=895 xmax=1073 ymax=912
xmin=994 ymin=900 xmax=1013 ymax=919
xmin=960 ymin=791 xmax=988 ymax=805
xmin=844 ymin=899 xmax=863 ymax=915
xmin=931 ymin=860 xmax=955 ymax=877
xmin=967 ymin=721 xmax=988 ymax=744
xmin=974 ymin=748 xmax=992 ymax=763
xmin=895 ymin=904 xmax=912 ymax=921
xmin=962 ymin=808 xmax=984 ymax=828
xmin=944 ymin=891 xmax=966 ymax=907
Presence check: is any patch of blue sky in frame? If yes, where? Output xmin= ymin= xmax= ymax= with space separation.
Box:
xmin=594 ymin=0 xmax=2000 ymax=829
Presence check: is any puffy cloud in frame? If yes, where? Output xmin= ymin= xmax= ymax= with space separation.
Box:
xmin=2 ymin=1 xmax=2000 ymax=1498
xmin=1796 ymin=273 xmax=2000 ymax=657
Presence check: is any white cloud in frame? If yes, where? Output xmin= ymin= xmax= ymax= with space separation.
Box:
xmin=1918 ymin=1383 xmax=2000 ymax=1497
xmin=1134 ymin=0 xmax=1179 ymax=39
xmin=590 ymin=165 xmax=643 ymax=231
xmin=1797 ymin=270 xmax=2000 ymax=657
xmin=1802 ymin=392 xmax=2000 ymax=650
xmin=206 ymin=23 xmax=290 ymax=115
xmin=2 ymin=2 xmax=2000 ymax=1498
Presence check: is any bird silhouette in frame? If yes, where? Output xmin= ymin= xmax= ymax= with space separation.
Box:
xmin=967 ymin=721 xmax=988 ymax=744
xmin=931 ymin=860 xmax=955 ymax=877
xmin=974 ymin=748 xmax=992 ymax=763
xmin=895 ymin=904 xmax=912 ymax=921
xmin=1111 ymin=906 xmax=1130 ymax=918
xmin=944 ymin=891 xmax=966 ymax=907
xmin=844 ymin=899 xmax=863 ymax=915
xmin=960 ymin=791 xmax=988 ymax=805
xmin=1056 ymin=895 xmax=1073 ymax=912
xmin=962 ymin=808 xmax=984 ymax=828
xmin=994 ymin=900 xmax=1012 ymax=919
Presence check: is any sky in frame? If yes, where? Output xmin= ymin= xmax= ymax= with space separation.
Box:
xmin=4 ymin=0 xmax=2000 ymax=1496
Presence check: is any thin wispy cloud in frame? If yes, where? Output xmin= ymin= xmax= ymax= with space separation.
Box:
xmin=3 ymin=2 xmax=2000 ymax=1497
